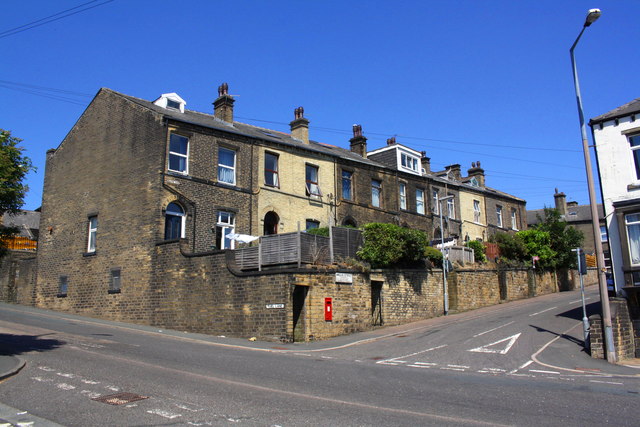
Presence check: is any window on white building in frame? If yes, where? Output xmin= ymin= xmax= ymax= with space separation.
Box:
xmin=629 ymin=134 xmax=640 ymax=179
xmin=400 ymin=152 xmax=419 ymax=173
xmin=600 ymin=225 xmax=608 ymax=242
xmin=626 ymin=213 xmax=640 ymax=265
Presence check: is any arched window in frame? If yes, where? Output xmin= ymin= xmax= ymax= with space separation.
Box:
xmin=263 ymin=211 xmax=279 ymax=235
xmin=165 ymin=202 xmax=185 ymax=240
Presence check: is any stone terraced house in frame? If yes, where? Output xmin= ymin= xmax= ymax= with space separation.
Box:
xmin=33 ymin=83 xmax=527 ymax=340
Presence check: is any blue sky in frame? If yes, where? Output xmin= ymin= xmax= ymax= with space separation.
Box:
xmin=2 ymin=0 xmax=639 ymax=211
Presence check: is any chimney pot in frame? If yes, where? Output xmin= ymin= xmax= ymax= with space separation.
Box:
xmin=290 ymin=106 xmax=310 ymax=144
xmin=213 ymin=82 xmax=235 ymax=123
xmin=386 ymin=136 xmax=396 ymax=145
xmin=349 ymin=124 xmax=367 ymax=158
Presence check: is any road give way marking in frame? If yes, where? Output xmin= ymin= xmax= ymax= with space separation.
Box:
xmin=468 ymin=333 xmax=522 ymax=355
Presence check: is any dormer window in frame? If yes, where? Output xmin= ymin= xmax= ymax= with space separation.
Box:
xmin=469 ymin=177 xmax=479 ymax=187
xmin=153 ymin=93 xmax=186 ymax=113
xmin=166 ymin=99 xmax=181 ymax=110
xmin=400 ymin=153 xmax=419 ymax=173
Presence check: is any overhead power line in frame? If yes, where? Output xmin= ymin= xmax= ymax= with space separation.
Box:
xmin=0 ymin=0 xmax=115 ymax=40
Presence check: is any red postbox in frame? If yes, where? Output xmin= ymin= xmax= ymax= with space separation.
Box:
xmin=324 ymin=297 xmax=333 ymax=321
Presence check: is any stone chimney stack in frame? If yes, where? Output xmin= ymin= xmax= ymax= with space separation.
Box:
xmin=349 ymin=124 xmax=367 ymax=158
xmin=554 ymin=188 xmax=567 ymax=215
xmin=290 ymin=106 xmax=309 ymax=144
xmin=444 ymin=164 xmax=462 ymax=181
xmin=213 ymin=83 xmax=235 ymax=123
xmin=467 ymin=160 xmax=485 ymax=187
xmin=420 ymin=151 xmax=430 ymax=174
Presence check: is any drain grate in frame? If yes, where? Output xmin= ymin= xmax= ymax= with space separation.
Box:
xmin=92 ymin=392 xmax=148 ymax=405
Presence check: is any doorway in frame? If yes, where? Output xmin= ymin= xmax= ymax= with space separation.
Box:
xmin=292 ymin=285 xmax=308 ymax=342
xmin=263 ymin=211 xmax=279 ymax=235
xmin=371 ymin=281 xmax=383 ymax=326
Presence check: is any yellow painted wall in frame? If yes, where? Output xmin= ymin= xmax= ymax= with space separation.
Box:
xmin=459 ymin=190 xmax=487 ymax=241
xmin=256 ymin=147 xmax=335 ymax=234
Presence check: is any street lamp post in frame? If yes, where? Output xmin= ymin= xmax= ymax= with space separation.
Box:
xmin=438 ymin=194 xmax=455 ymax=315
xmin=569 ymin=8 xmax=616 ymax=362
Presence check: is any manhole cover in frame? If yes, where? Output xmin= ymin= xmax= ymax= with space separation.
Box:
xmin=92 ymin=392 xmax=148 ymax=405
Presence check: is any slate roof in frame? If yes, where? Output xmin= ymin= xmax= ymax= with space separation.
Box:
xmin=527 ymin=204 xmax=604 ymax=226
xmin=589 ymin=98 xmax=640 ymax=125
xmin=109 ymin=89 xmax=384 ymax=170
xmin=2 ymin=210 xmax=40 ymax=238
xmin=105 ymin=88 xmax=525 ymax=203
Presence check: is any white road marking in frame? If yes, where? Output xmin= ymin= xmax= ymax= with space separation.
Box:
xmin=147 ymin=409 xmax=182 ymax=419
xmin=31 ymin=377 xmax=52 ymax=383
xmin=38 ymin=366 xmax=54 ymax=372
xmin=413 ymin=362 xmax=436 ymax=366
xmin=473 ymin=321 xmax=515 ymax=337
xmin=376 ymin=344 xmax=447 ymax=365
xmin=80 ymin=390 xmax=102 ymax=399
xmin=57 ymin=372 xmax=75 ymax=378
xmin=440 ymin=367 xmax=466 ymax=371
xmin=105 ymin=385 xmax=120 ymax=391
xmin=529 ymin=307 xmax=557 ymax=317
xmin=569 ymin=298 xmax=591 ymax=304
xmin=447 ymin=364 xmax=470 ymax=369
xmin=57 ymin=383 xmax=76 ymax=390
xmin=478 ymin=368 xmax=507 ymax=373
xmin=293 ymin=353 xmax=312 ymax=357
xmin=509 ymin=360 xmax=533 ymax=374
xmin=81 ymin=379 xmax=100 ymax=385
xmin=589 ymin=380 xmax=624 ymax=385
xmin=408 ymin=364 xmax=433 ymax=369
xmin=529 ymin=369 xmax=560 ymax=374
xmin=469 ymin=333 xmax=521 ymax=354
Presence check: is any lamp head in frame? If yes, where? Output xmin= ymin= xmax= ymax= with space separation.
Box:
xmin=584 ymin=8 xmax=601 ymax=27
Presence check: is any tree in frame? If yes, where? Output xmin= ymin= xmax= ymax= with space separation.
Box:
xmin=0 ymin=129 xmax=34 ymax=255
xmin=465 ymin=240 xmax=486 ymax=263
xmin=516 ymin=229 xmax=556 ymax=269
xmin=533 ymin=208 xmax=583 ymax=268
xmin=357 ymin=223 xmax=429 ymax=268
xmin=492 ymin=231 xmax=528 ymax=266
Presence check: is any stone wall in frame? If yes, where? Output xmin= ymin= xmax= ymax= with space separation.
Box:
xmin=0 ymin=251 xmax=36 ymax=305
xmin=589 ymin=298 xmax=636 ymax=361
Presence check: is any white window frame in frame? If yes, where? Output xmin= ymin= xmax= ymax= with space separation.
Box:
xmin=87 ymin=216 xmax=98 ymax=253
xmin=305 ymin=164 xmax=322 ymax=197
xmin=371 ymin=179 xmax=382 ymax=208
xmin=168 ymin=133 xmax=189 ymax=174
xmin=447 ymin=197 xmax=455 ymax=220
xmin=473 ymin=200 xmax=482 ymax=224
xmin=511 ymin=208 xmax=518 ymax=230
xmin=600 ymin=225 xmax=608 ymax=243
xmin=218 ymin=147 xmax=237 ymax=185
xmin=216 ymin=211 xmax=236 ymax=250
xmin=416 ymin=189 xmax=425 ymax=215
xmin=400 ymin=152 xmax=419 ymax=173
xmin=432 ymin=189 xmax=439 ymax=214
xmin=165 ymin=203 xmax=185 ymax=240
xmin=629 ymin=134 xmax=640 ymax=180
xmin=625 ymin=213 xmax=640 ymax=266
xmin=496 ymin=206 xmax=503 ymax=228
xmin=399 ymin=183 xmax=407 ymax=210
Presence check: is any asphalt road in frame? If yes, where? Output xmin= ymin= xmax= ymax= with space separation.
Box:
xmin=0 ymin=286 xmax=638 ymax=426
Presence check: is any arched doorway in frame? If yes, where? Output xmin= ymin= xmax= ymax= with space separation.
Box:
xmin=263 ymin=211 xmax=279 ymax=235
xmin=342 ymin=217 xmax=357 ymax=228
